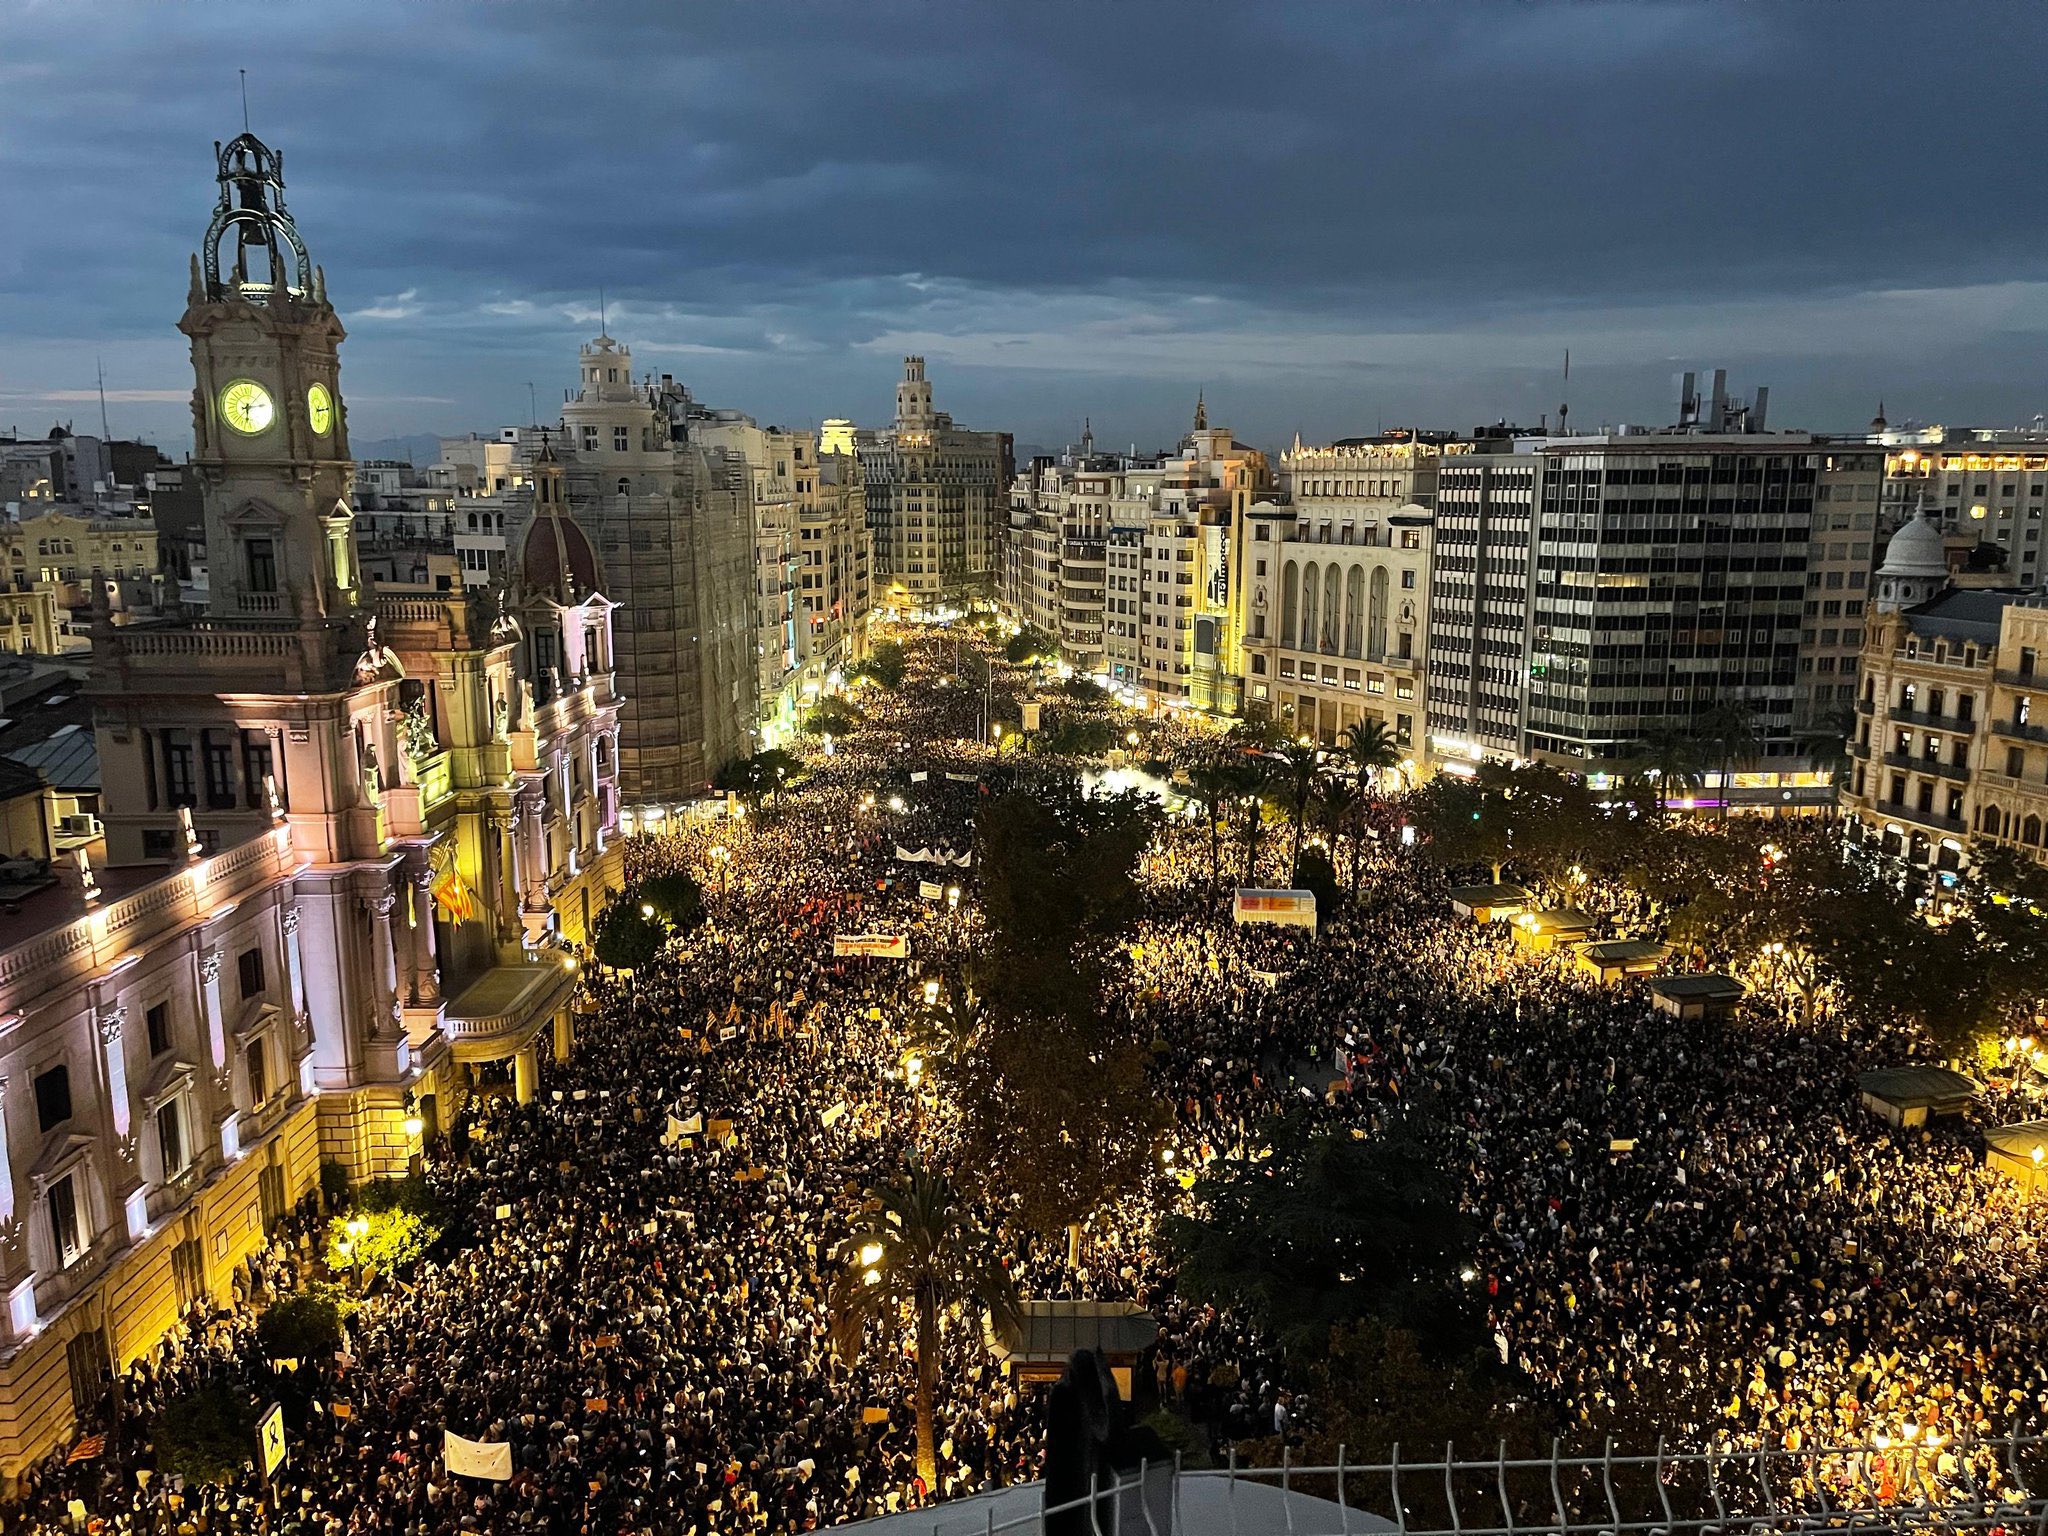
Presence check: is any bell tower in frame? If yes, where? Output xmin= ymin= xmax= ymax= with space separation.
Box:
xmin=180 ymin=132 xmax=360 ymax=624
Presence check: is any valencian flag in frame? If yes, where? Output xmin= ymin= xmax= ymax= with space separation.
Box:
xmin=430 ymin=844 xmax=479 ymax=925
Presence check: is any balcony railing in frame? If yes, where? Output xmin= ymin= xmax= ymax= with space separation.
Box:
xmin=1991 ymin=717 xmax=2048 ymax=744
xmin=1882 ymin=750 xmax=1970 ymax=783
xmin=1887 ymin=705 xmax=1973 ymax=730
xmin=1878 ymin=799 xmax=1969 ymax=836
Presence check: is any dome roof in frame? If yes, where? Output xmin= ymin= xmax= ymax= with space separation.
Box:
xmin=519 ymin=504 xmax=602 ymax=603
xmin=1879 ymin=515 xmax=1948 ymax=580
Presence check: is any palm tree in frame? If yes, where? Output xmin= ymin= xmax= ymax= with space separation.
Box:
xmin=1698 ymin=699 xmax=1762 ymax=823
xmin=1185 ymin=756 xmax=1239 ymax=901
xmin=1629 ymin=726 xmax=1707 ymax=818
xmin=830 ymin=1164 xmax=1021 ymax=1490
xmin=1798 ymin=706 xmax=1857 ymax=815
xmin=1315 ymin=774 xmax=1366 ymax=901
xmin=1278 ymin=739 xmax=1323 ymax=879
xmin=1339 ymin=718 xmax=1401 ymax=797
xmin=1230 ymin=753 xmax=1280 ymax=887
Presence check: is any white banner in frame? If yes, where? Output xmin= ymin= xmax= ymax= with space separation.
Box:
xmin=910 ymin=771 xmax=929 ymax=783
xmin=834 ymin=933 xmax=910 ymax=958
xmin=919 ymin=880 xmax=943 ymax=900
xmin=445 ymin=1430 xmax=513 ymax=1482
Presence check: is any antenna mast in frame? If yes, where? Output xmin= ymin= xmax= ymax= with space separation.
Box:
xmin=96 ymin=358 xmax=112 ymax=440
xmin=239 ymin=69 xmax=249 ymax=132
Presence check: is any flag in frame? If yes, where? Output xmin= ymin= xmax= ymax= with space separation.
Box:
xmin=66 ymin=1435 xmax=104 ymax=1465
xmin=430 ymin=844 xmax=479 ymax=925
xmin=444 ymin=1430 xmax=513 ymax=1481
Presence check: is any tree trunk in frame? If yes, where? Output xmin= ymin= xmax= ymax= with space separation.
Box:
xmin=913 ymin=1292 xmax=939 ymax=1491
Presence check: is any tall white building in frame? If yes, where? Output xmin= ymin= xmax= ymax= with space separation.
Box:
xmin=859 ymin=358 xmax=1011 ymax=607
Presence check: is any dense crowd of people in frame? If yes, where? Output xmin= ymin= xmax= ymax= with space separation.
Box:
xmin=8 ymin=623 xmax=2044 ymax=1533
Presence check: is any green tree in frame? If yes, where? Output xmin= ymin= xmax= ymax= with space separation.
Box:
xmin=1005 ymin=626 xmax=1056 ymax=665
xmin=1698 ymin=699 xmax=1762 ymax=822
xmin=803 ymin=696 xmax=864 ymax=737
xmin=1165 ymin=1103 xmax=1472 ymax=1352
xmin=1630 ymin=726 xmax=1708 ymax=817
xmin=754 ymin=747 xmax=802 ymax=803
xmin=1185 ymin=756 xmax=1240 ymax=902
xmin=1313 ymin=775 xmax=1366 ymax=901
xmin=1798 ymin=705 xmax=1858 ymax=808
xmin=327 ymin=1205 xmax=437 ymax=1280
xmin=1277 ymin=739 xmax=1324 ymax=880
xmin=640 ymin=869 xmax=705 ymax=932
xmin=1339 ymin=718 xmax=1402 ymax=796
xmin=830 ymin=1164 xmax=1021 ymax=1489
xmin=1229 ymin=754 xmax=1282 ymax=886
xmin=973 ymin=783 xmax=1155 ymax=1023
xmin=592 ymin=898 xmax=665 ymax=972
xmin=711 ymin=753 xmax=769 ymax=807
xmin=856 ymin=639 xmax=906 ymax=689
xmin=152 ymin=1383 xmax=258 ymax=1485
xmin=257 ymin=1292 xmax=343 ymax=1361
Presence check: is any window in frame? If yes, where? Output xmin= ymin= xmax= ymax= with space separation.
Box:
xmin=242 ymin=731 xmax=277 ymax=810
xmin=164 ymin=738 xmax=195 ymax=807
xmin=245 ymin=538 xmax=277 ymax=593
xmin=157 ymin=1098 xmax=187 ymax=1178
xmin=48 ymin=1175 xmax=82 ymax=1267
xmin=35 ymin=1064 xmax=71 ymax=1133
xmin=613 ymin=427 xmax=629 ymax=453
xmin=203 ymin=735 xmax=235 ymax=809
xmin=238 ymin=947 xmax=266 ymax=1001
xmin=1400 ymin=570 xmax=1416 ymax=589
xmin=245 ymin=1038 xmax=268 ymax=1105
xmin=580 ymin=427 xmax=598 ymax=453
xmin=147 ymin=1003 xmax=170 ymax=1057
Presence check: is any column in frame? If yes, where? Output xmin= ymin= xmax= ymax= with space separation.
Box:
xmin=198 ymin=946 xmax=228 ymax=1080
xmin=198 ymin=947 xmax=240 ymax=1161
xmin=409 ymin=862 xmax=442 ymax=1006
xmin=96 ymin=1004 xmax=147 ymax=1242
xmin=552 ymin=1007 xmax=573 ymax=1065
xmin=365 ymin=890 xmax=401 ymax=1042
xmin=513 ymin=1044 xmax=537 ymax=1104
xmin=281 ymin=905 xmax=315 ymax=1094
xmin=0 ymin=1073 xmax=31 ymax=1343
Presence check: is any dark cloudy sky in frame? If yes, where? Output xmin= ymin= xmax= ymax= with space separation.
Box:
xmin=5 ymin=0 xmax=2046 ymax=457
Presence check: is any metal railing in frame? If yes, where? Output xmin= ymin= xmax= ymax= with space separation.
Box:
xmin=914 ymin=1434 xmax=2045 ymax=1536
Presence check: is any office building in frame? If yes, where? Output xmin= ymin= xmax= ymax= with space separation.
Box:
xmin=859 ymin=358 xmax=1012 ymax=607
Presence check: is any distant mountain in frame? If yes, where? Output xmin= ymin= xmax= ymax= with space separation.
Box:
xmin=352 ymin=433 xmax=446 ymax=467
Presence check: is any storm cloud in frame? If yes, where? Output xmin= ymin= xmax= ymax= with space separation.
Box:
xmin=4 ymin=0 xmax=2045 ymax=454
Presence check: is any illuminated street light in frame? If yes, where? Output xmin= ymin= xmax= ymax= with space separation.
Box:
xmin=858 ymin=1241 xmax=885 ymax=1267
xmin=922 ymin=978 xmax=940 ymax=1006
xmin=641 ymin=903 xmax=656 ymax=919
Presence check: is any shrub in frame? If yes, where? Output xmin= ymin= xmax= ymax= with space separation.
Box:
xmin=257 ymin=1293 xmax=343 ymax=1361
xmin=153 ymin=1383 xmax=257 ymax=1485
xmin=639 ymin=870 xmax=704 ymax=932
xmin=592 ymin=900 xmax=664 ymax=972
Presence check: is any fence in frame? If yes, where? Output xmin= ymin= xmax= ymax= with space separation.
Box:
xmin=908 ymin=1434 xmax=2046 ymax=1536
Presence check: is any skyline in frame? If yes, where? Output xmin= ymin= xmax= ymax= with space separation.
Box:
xmin=6 ymin=0 xmax=2048 ymax=453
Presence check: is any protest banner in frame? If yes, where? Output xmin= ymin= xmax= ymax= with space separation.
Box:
xmin=1231 ymin=888 xmax=1317 ymax=929
xmin=833 ymin=933 xmax=910 ymax=958
xmin=444 ymin=1430 xmax=513 ymax=1482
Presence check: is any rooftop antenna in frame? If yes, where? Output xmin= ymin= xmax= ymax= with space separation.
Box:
xmin=527 ymin=382 xmax=537 ymax=426
xmin=599 ymin=288 xmax=607 ymax=337
xmin=239 ymin=69 xmax=249 ymax=133
xmin=96 ymin=358 xmax=111 ymax=440
xmin=1558 ymin=348 xmax=1571 ymax=435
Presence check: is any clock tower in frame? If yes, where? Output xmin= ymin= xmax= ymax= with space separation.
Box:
xmin=180 ymin=132 xmax=360 ymax=624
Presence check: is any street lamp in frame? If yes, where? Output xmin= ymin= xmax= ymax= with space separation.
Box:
xmin=923 ymin=978 xmax=941 ymax=1007
xmin=710 ymin=844 xmax=732 ymax=897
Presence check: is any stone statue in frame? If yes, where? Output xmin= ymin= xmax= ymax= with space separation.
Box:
xmin=492 ymin=694 xmax=510 ymax=741
xmin=361 ymin=741 xmax=383 ymax=806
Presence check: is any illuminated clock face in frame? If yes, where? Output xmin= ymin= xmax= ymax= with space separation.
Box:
xmin=307 ymin=382 xmax=334 ymax=437
xmin=219 ymin=379 xmax=276 ymax=436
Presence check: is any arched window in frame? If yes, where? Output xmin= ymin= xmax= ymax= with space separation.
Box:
xmin=1279 ymin=560 xmax=1298 ymax=648
xmin=1321 ymin=565 xmax=1340 ymax=653
xmin=616 ymin=478 xmax=630 ymax=497
xmin=1299 ymin=562 xmax=1320 ymax=656
xmin=2025 ymin=815 xmax=2043 ymax=846
xmin=1342 ymin=567 xmax=1364 ymax=658
xmin=1368 ymin=567 xmax=1390 ymax=660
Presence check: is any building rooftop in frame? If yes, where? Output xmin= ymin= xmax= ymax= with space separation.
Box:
xmin=1904 ymin=587 xmax=2028 ymax=642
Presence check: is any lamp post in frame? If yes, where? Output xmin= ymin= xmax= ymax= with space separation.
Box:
xmin=344 ymin=1215 xmax=368 ymax=1293
xmin=710 ymin=845 xmax=731 ymax=898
